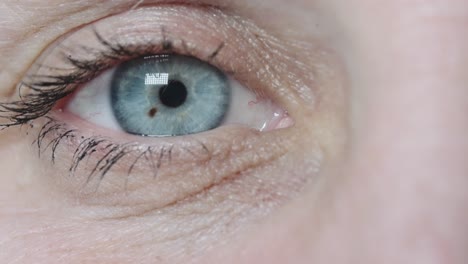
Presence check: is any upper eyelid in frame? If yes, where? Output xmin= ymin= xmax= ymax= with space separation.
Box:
xmin=0 ymin=6 xmax=230 ymax=128
xmin=0 ymin=4 xmax=312 ymax=129
xmin=0 ymin=2 xmax=228 ymax=98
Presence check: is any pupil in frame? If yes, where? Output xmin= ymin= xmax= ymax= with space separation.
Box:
xmin=158 ymin=80 xmax=188 ymax=108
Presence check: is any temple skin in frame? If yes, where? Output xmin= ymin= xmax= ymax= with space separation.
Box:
xmin=1 ymin=0 xmax=468 ymax=263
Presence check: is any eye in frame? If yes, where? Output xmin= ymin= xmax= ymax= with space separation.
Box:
xmin=66 ymin=53 xmax=288 ymax=137
xmin=0 ymin=2 xmax=336 ymax=260
xmin=0 ymin=4 xmax=322 ymax=221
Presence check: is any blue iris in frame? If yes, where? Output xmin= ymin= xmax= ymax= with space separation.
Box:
xmin=110 ymin=54 xmax=230 ymax=136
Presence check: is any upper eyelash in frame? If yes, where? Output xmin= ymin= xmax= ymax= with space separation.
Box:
xmin=0 ymin=28 xmax=226 ymax=129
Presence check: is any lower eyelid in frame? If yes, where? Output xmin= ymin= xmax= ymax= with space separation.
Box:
xmin=29 ymin=116 xmax=291 ymax=213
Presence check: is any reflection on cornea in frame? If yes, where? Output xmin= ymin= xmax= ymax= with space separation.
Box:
xmin=145 ymin=73 xmax=169 ymax=85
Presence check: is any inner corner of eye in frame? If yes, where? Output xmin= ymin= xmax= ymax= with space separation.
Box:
xmin=61 ymin=54 xmax=293 ymax=137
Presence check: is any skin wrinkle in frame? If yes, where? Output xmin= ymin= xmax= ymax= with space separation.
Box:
xmin=0 ymin=1 xmax=122 ymax=97
xmin=77 ymin=146 xmax=289 ymax=221
xmin=52 ymin=195 xmax=252 ymax=261
xmin=8 ymin=208 xmax=149 ymax=261
xmin=131 ymin=0 xmax=146 ymax=10
xmin=0 ymin=1 xmax=109 ymax=97
xmin=0 ymin=0 xmax=224 ymax=46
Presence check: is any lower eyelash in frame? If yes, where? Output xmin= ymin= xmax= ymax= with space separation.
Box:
xmin=32 ymin=116 xmax=212 ymax=191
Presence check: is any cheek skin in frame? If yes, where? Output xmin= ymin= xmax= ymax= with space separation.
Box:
xmin=203 ymin=1 xmax=468 ymax=263
xmin=0 ymin=127 xmax=327 ymax=263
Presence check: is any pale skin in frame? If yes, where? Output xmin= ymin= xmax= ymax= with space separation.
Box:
xmin=1 ymin=0 xmax=468 ymax=263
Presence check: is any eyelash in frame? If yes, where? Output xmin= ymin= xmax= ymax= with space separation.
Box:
xmin=0 ymin=28 xmax=236 ymax=185
xmin=0 ymin=28 xmax=227 ymax=129
xmin=32 ymin=116 xmax=213 ymax=190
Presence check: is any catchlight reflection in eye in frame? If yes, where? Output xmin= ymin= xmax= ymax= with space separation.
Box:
xmin=67 ymin=54 xmax=292 ymax=137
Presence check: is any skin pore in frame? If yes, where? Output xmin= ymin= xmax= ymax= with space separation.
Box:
xmin=1 ymin=0 xmax=468 ymax=263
